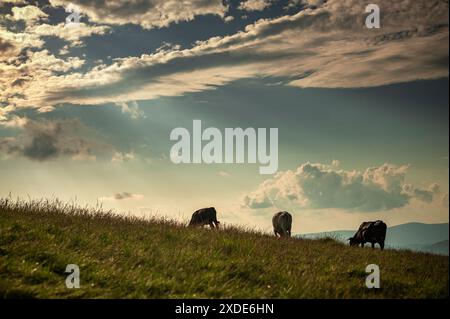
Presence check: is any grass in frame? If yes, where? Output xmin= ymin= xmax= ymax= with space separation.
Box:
xmin=0 ymin=198 xmax=448 ymax=299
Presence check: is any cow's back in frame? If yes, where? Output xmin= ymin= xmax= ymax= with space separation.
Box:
xmin=273 ymin=211 xmax=292 ymax=235
xmin=189 ymin=207 xmax=217 ymax=225
xmin=357 ymin=220 xmax=386 ymax=241
xmin=355 ymin=222 xmax=371 ymax=240
xmin=371 ymin=220 xmax=387 ymax=237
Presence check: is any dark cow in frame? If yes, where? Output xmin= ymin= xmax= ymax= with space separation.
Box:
xmin=349 ymin=220 xmax=387 ymax=250
xmin=189 ymin=207 xmax=220 ymax=229
xmin=272 ymin=211 xmax=292 ymax=237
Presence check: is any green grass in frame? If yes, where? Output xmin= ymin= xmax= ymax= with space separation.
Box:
xmin=0 ymin=198 xmax=448 ymax=298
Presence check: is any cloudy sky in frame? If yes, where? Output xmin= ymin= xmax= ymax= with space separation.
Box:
xmin=0 ymin=0 xmax=448 ymax=233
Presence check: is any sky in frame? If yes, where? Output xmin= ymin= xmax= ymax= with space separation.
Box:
xmin=0 ymin=0 xmax=448 ymax=234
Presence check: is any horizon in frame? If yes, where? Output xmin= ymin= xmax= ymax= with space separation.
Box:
xmin=299 ymin=221 xmax=450 ymax=234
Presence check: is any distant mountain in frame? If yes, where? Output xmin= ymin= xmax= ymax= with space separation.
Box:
xmin=423 ymin=240 xmax=449 ymax=255
xmin=296 ymin=222 xmax=449 ymax=255
xmin=386 ymin=223 xmax=449 ymax=246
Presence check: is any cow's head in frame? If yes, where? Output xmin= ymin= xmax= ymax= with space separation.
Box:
xmin=348 ymin=237 xmax=359 ymax=246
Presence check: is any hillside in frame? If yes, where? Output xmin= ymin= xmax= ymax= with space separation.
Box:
xmin=299 ymin=222 xmax=449 ymax=255
xmin=0 ymin=199 xmax=448 ymax=298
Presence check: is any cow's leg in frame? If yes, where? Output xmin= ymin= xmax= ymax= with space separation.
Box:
xmin=371 ymin=242 xmax=375 ymax=249
xmin=380 ymin=241 xmax=385 ymax=250
xmin=209 ymin=222 xmax=215 ymax=229
xmin=361 ymin=242 xmax=364 ymax=248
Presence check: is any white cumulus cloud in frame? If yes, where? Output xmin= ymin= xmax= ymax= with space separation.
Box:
xmin=242 ymin=162 xmax=441 ymax=212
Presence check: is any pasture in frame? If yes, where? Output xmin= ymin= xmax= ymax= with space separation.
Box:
xmin=0 ymin=199 xmax=448 ymax=298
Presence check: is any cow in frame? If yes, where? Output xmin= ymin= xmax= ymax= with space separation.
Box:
xmin=272 ymin=211 xmax=292 ymax=237
xmin=189 ymin=207 xmax=220 ymax=229
xmin=348 ymin=220 xmax=387 ymax=250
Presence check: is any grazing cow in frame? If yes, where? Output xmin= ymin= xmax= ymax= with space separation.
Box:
xmin=349 ymin=220 xmax=387 ymax=250
xmin=189 ymin=207 xmax=220 ymax=229
xmin=272 ymin=211 xmax=292 ymax=237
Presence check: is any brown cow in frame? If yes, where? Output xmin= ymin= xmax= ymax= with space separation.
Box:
xmin=349 ymin=220 xmax=387 ymax=250
xmin=272 ymin=211 xmax=292 ymax=237
xmin=189 ymin=207 xmax=220 ymax=229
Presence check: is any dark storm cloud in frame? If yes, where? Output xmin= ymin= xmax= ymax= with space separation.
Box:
xmin=0 ymin=119 xmax=107 ymax=161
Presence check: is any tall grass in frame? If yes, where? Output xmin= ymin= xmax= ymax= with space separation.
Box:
xmin=0 ymin=198 xmax=448 ymax=298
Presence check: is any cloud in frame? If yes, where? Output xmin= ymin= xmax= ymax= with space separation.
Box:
xmin=0 ymin=29 xmax=22 ymax=53
xmin=0 ymin=115 xmax=28 ymax=128
xmin=219 ymin=171 xmax=230 ymax=177
xmin=224 ymin=15 xmax=235 ymax=23
xmin=331 ymin=159 xmax=340 ymax=167
xmin=1 ymin=0 xmax=448 ymax=115
xmin=242 ymin=162 xmax=441 ymax=212
xmin=0 ymin=37 xmax=14 ymax=53
xmin=100 ymin=192 xmax=144 ymax=201
xmin=114 ymin=192 xmax=143 ymax=200
xmin=0 ymin=118 xmax=112 ymax=161
xmin=442 ymin=193 xmax=449 ymax=208
xmin=0 ymin=47 xmax=85 ymax=114
xmin=7 ymin=5 xmax=48 ymax=25
xmin=115 ymin=101 xmax=145 ymax=119
xmin=48 ymin=0 xmax=228 ymax=29
xmin=410 ymin=183 xmax=440 ymax=203
xmin=27 ymin=22 xmax=110 ymax=43
xmin=1 ymin=6 xmax=109 ymax=49
xmin=285 ymin=0 xmax=325 ymax=9
xmin=0 ymin=0 xmax=26 ymax=4
xmin=238 ymin=0 xmax=273 ymax=12
xmin=0 ymin=25 xmax=45 ymax=53
xmin=111 ymin=151 xmax=135 ymax=163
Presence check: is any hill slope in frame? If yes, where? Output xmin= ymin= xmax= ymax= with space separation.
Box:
xmin=0 ymin=199 xmax=448 ymax=298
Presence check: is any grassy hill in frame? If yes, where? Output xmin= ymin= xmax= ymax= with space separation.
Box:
xmin=0 ymin=198 xmax=448 ymax=299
